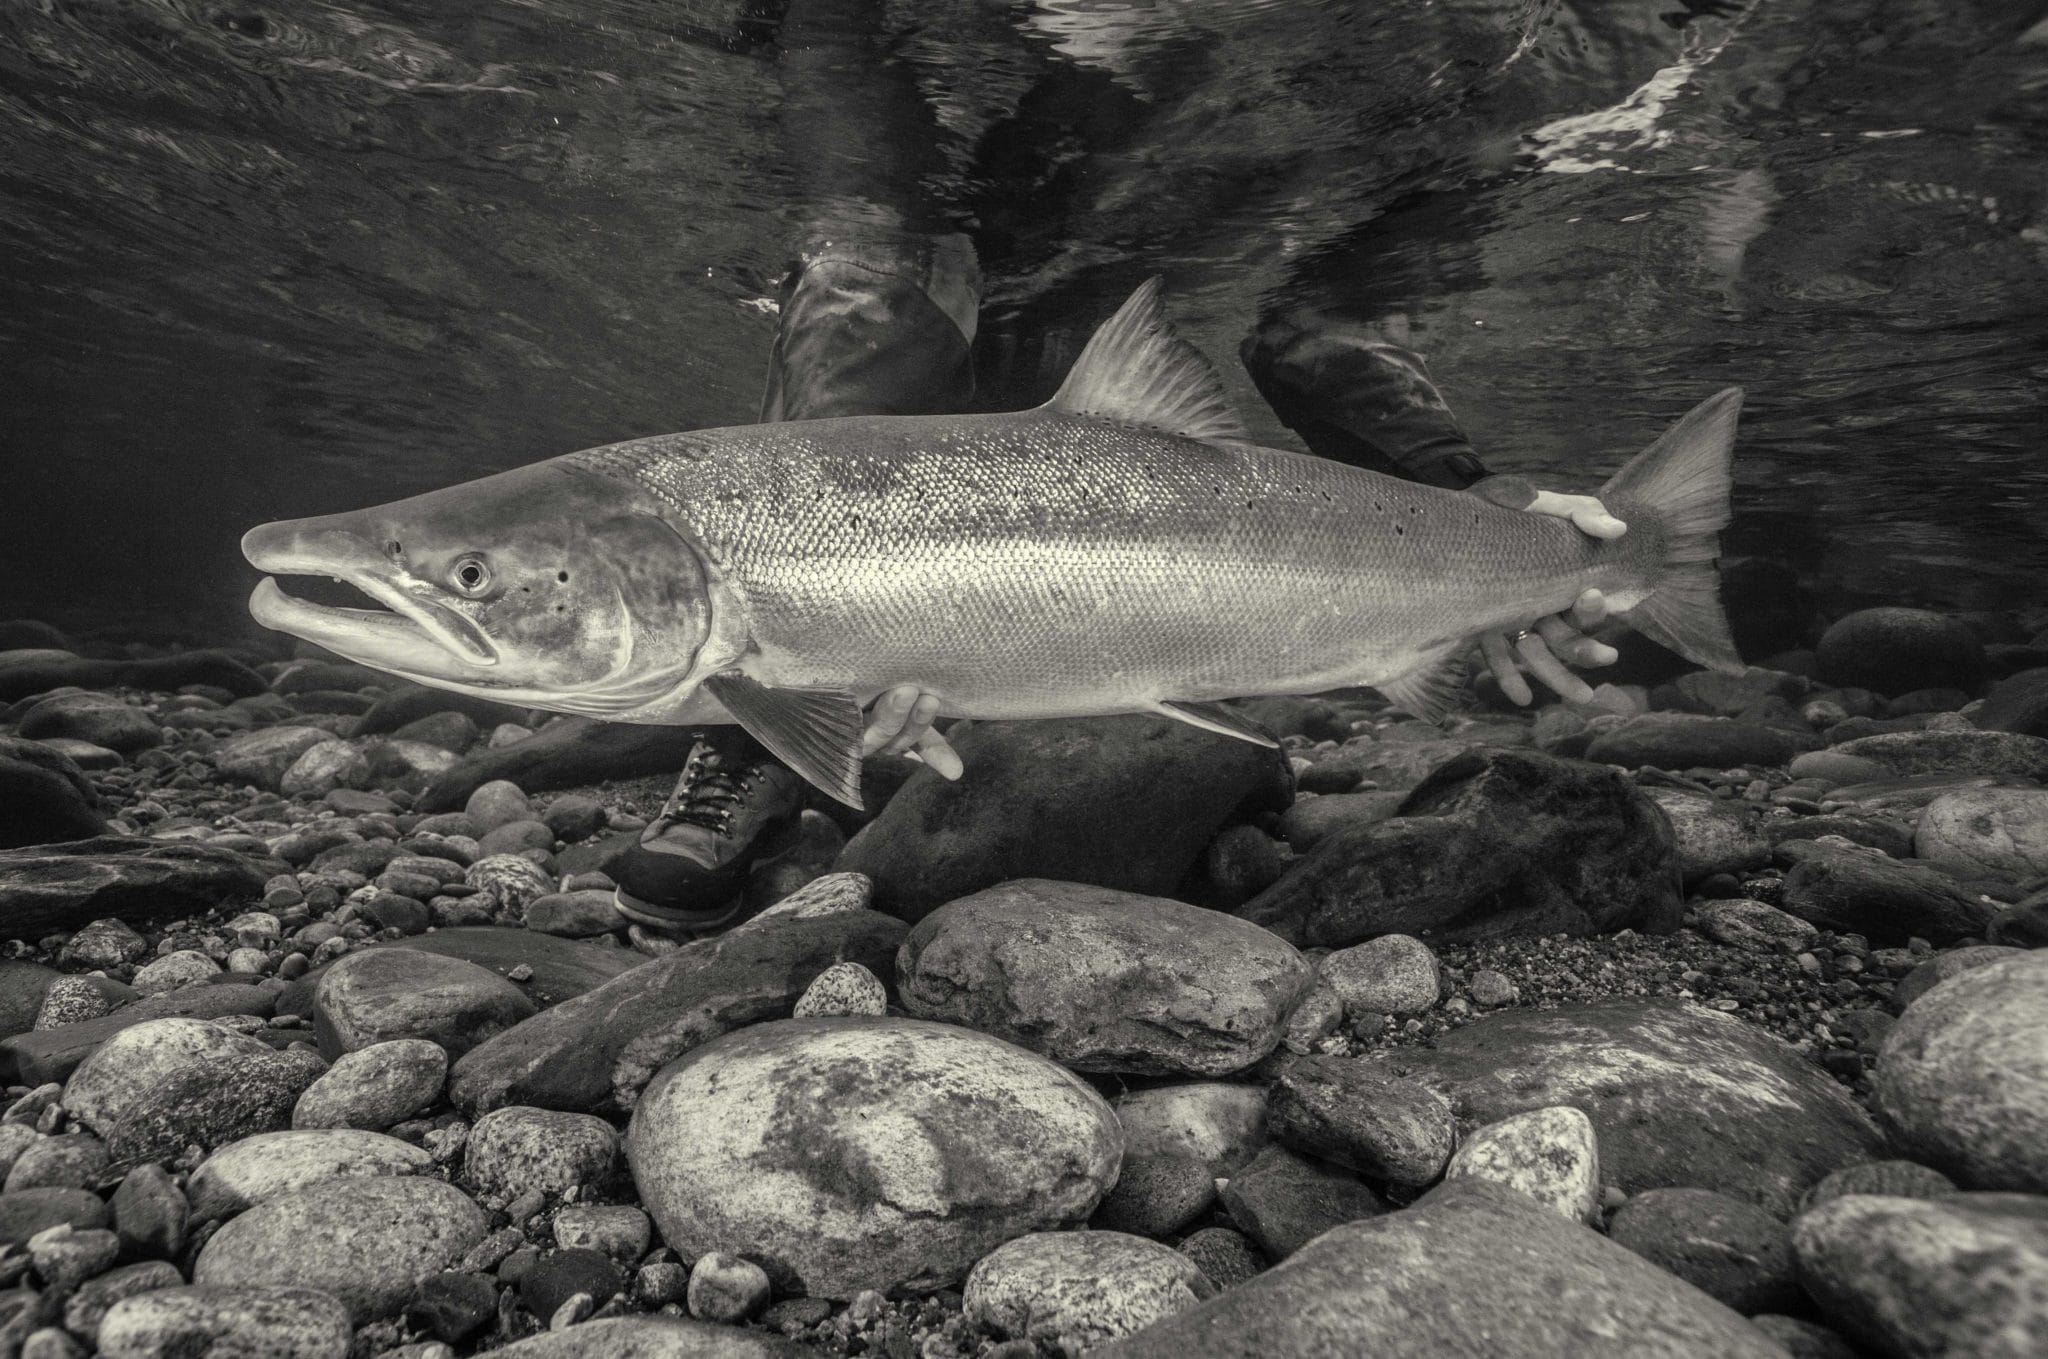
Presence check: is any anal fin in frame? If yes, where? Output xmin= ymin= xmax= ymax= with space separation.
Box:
xmin=1152 ymin=699 xmax=1280 ymax=747
xmin=703 ymin=673 xmax=865 ymax=809
xmin=1375 ymin=655 xmax=1469 ymax=724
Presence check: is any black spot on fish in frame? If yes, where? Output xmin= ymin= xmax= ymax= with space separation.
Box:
xmin=557 ymin=571 xmax=569 ymax=582
xmin=1396 ymin=524 xmax=1405 ymax=536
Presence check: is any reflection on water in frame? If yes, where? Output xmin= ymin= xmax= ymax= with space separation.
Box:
xmin=2 ymin=0 xmax=2044 ymax=643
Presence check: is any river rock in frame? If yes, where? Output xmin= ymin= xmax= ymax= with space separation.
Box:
xmin=58 ymin=917 xmax=147 ymax=969
xmin=1317 ymin=934 xmax=1439 ymax=1017
xmin=212 ymin=727 xmax=334 ymax=791
xmin=1816 ymin=607 xmax=1985 ymax=696
xmin=1914 ymin=786 xmax=2048 ymax=878
xmin=1239 ymin=749 xmax=1681 ymax=948
xmin=1177 ymin=1226 xmax=1263 ymax=1290
xmin=130 ymin=950 xmax=219 ymax=995
xmin=836 ymin=715 xmax=1292 ymax=923
xmin=1094 ymin=1177 xmax=1786 ymax=1359
xmin=524 ymin=890 xmax=625 ymax=937
xmin=627 ymin=1017 xmax=1122 ymax=1297
xmin=0 ymin=961 xmax=59 ymax=1042
xmin=1972 ymin=666 xmax=2048 ymax=736
xmin=1583 ymin=713 xmax=1801 ymax=770
xmin=279 ymin=927 xmax=639 ymax=1017
xmin=1874 ymin=950 xmax=2048 ymax=1192
xmin=194 ymin=1175 xmax=487 ymax=1322
xmin=465 ymin=1107 xmax=616 ymax=1200
xmin=482 ymin=1317 xmax=804 ymax=1358
xmin=292 ymin=1039 xmax=447 ymax=1130
xmin=186 ymin=1129 xmax=432 ymax=1220
xmin=1644 ymin=789 xmax=1772 ymax=884
xmin=104 ymin=1046 xmax=328 ymax=1167
xmin=1694 ymin=898 xmax=1819 ymax=954
xmin=17 ymin=694 xmax=161 ymax=756
xmin=553 ymin=1204 xmax=651 ymax=1262
xmin=896 ymin=880 xmax=1312 ymax=1076
xmin=1217 ymin=1145 xmax=1385 ymax=1261
xmin=0 ymin=740 xmax=103 ymax=850
xmin=449 ymin=906 xmax=904 ymax=1114
xmin=1827 ymin=729 xmax=2048 ymax=779
xmin=313 ymin=948 xmax=534 ymax=1060
xmin=1792 ymin=1192 xmax=2048 ymax=1359
xmin=5 ymin=983 xmax=275 ymax=1087
xmin=0 ymin=1186 xmax=107 ymax=1245
xmin=4 ymin=1133 xmax=108 ymax=1193
xmin=63 ymin=1259 xmax=186 ymax=1346
xmin=1275 ymin=791 xmax=1405 ymax=851
xmin=1368 ymin=997 xmax=1882 ymax=1217
xmin=1609 ymin=1187 xmax=1800 ymax=1314
xmin=1893 ymin=943 xmax=2023 ymax=1009
xmin=417 ymin=718 xmax=701 ymax=813
xmin=965 ymin=1230 xmax=1214 ymax=1353
xmin=96 ymin=1285 xmax=352 ymax=1359
xmin=390 ymin=710 xmax=478 ymax=753
xmin=0 ymin=837 xmax=268 ymax=939
xmin=0 ymin=651 xmax=263 ymax=704
xmin=1776 ymin=839 xmax=1996 ymax=945
xmin=1267 ymin=1056 xmax=1453 ymax=1187
xmin=1441 ymin=1106 xmax=1599 ymax=1223
xmin=279 ymin=740 xmax=368 ymax=799
xmin=458 ymin=781 xmax=527 ymax=831
xmin=791 ymin=960 xmax=886 ymax=1018
xmin=1092 ymin=1083 xmax=1266 ymax=1238
xmin=62 ymin=1016 xmax=275 ymax=1136
xmin=683 ymin=1250 xmax=767 ymax=1324
xmin=1799 ymin=1160 xmax=1958 ymax=1212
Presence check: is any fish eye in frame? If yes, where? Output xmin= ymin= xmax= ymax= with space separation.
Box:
xmin=451 ymin=555 xmax=492 ymax=596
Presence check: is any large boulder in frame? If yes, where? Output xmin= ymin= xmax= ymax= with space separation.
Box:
xmin=627 ymin=1017 xmax=1122 ymax=1298
xmin=1874 ymin=951 xmax=2048 ymax=1194
xmin=1816 ymin=607 xmax=1985 ymax=697
xmin=62 ymin=1016 xmax=278 ymax=1136
xmin=1091 ymin=1178 xmax=1787 ymax=1359
xmin=449 ymin=894 xmax=905 ymax=1114
xmin=897 ymin=880 xmax=1312 ymax=1076
xmin=837 ymin=715 xmax=1291 ymax=923
xmin=0 ymin=738 xmax=104 ymax=849
xmin=1367 ymin=997 xmax=1883 ymax=1217
xmin=1792 ymin=1193 xmax=2048 ymax=1359
xmin=0 ymin=837 xmax=269 ymax=939
xmin=1237 ymin=749 xmax=1681 ymax=948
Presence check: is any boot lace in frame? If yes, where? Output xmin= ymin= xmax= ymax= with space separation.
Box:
xmin=657 ymin=743 xmax=756 ymax=836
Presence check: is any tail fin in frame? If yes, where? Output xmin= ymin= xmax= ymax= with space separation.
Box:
xmin=1600 ymin=388 xmax=1746 ymax=674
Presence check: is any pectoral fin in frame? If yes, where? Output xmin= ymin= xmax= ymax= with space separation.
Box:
xmin=702 ymin=673 xmax=865 ymax=809
xmin=1151 ymin=700 xmax=1281 ymax=747
xmin=1376 ymin=655 xmax=1469 ymax=724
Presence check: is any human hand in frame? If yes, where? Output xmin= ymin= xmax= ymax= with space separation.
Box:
xmin=861 ymin=684 xmax=964 ymax=779
xmin=1468 ymin=478 xmax=1627 ymax=705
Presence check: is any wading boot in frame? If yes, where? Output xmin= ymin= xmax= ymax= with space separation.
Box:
xmin=610 ymin=740 xmax=805 ymax=932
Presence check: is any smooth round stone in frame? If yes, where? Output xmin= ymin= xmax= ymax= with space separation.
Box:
xmin=1915 ymin=787 xmax=2048 ymax=879
xmin=18 ymin=694 xmax=162 ymax=755
xmin=540 ymin=795 xmax=606 ymax=842
xmin=1792 ymin=1192 xmax=2048 ymax=1359
xmin=1092 ymin=1083 xmax=1266 ymax=1238
xmin=280 ymin=740 xmax=369 ymax=799
xmin=1894 ymin=944 xmax=2025 ymax=1010
xmin=478 ymin=819 xmax=556 ymax=858
xmin=752 ymin=869 xmax=872 ymax=920
xmin=686 ymin=1251 xmax=770 ymax=1324
xmin=1318 ymin=934 xmax=1440 ymax=1017
xmin=523 ymin=891 xmax=626 ymax=938
xmin=312 ymin=948 xmax=535 ymax=1060
xmin=292 ymin=1039 xmax=447 ymax=1130
xmin=464 ymin=855 xmax=555 ymax=915
xmin=465 ymin=781 xmax=534 ymax=833
xmin=482 ymin=1317 xmax=805 ymax=1357
xmin=213 ymin=727 xmax=334 ymax=792
xmin=1875 ymin=951 xmax=2048 ymax=1192
xmin=1797 ymin=1160 xmax=1957 ymax=1214
xmin=0 ymin=1124 xmax=40 ymax=1178
xmin=1694 ymin=899 xmax=1819 ymax=954
xmin=791 ymin=962 xmax=887 ymax=1019
xmin=1267 ymin=1057 xmax=1454 ymax=1187
xmin=187 ymin=1129 xmax=432 ymax=1220
xmin=964 ymin=1230 xmax=1214 ymax=1353
xmin=1609 ymin=1187 xmax=1800 ymax=1314
xmin=29 ymin=1224 xmax=120 ymax=1288
xmin=195 ymin=1176 xmax=487 ymax=1322
xmin=35 ymin=971 xmax=118 ymax=1027
xmin=130 ymin=950 xmax=221 ymax=996
xmin=97 ymin=1285 xmax=352 ymax=1359
xmin=63 ymin=1017 xmax=274 ymax=1136
xmin=465 ymin=1107 xmax=617 ymax=1201
xmin=627 ymin=1017 xmax=1122 ymax=1298
xmin=63 ymin=1259 xmax=185 ymax=1346
xmin=4 ymin=1133 xmax=110 ymax=1193
xmin=1441 ymin=1106 xmax=1600 ymax=1223
xmin=551 ymin=1204 xmax=650 ymax=1262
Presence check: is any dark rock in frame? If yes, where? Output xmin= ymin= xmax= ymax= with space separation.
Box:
xmin=1238 ymin=749 xmax=1681 ymax=949
xmin=897 ymin=880 xmax=1312 ymax=1077
xmin=17 ymin=694 xmax=161 ymax=755
xmin=540 ymin=795 xmax=606 ymax=843
xmin=2 ymin=984 xmax=275 ymax=1087
xmin=837 ymin=715 xmax=1291 ymax=924
xmin=357 ymin=893 xmax=429 ymax=935
xmin=354 ymin=685 xmax=531 ymax=738
xmin=0 ymin=622 xmax=71 ymax=651
xmin=1973 ymin=667 xmax=2048 ymax=737
xmin=1217 ymin=1145 xmax=1385 ymax=1261
xmin=1369 ymin=997 xmax=1884 ymax=1217
xmin=0 ymin=836 xmax=266 ymax=943
xmin=104 ymin=1047 xmax=327 ymax=1168
xmin=1777 ymin=840 xmax=1997 ymax=945
xmin=0 ymin=650 xmax=264 ymax=704
xmin=0 ymin=1187 xmax=108 ymax=1246
xmin=1816 ymin=607 xmax=1985 ymax=697
xmin=1652 ymin=667 xmax=1808 ymax=718
xmin=1177 ymin=1227 xmax=1264 ymax=1290
xmin=1228 ymin=697 xmax=1350 ymax=743
xmin=1827 ymin=729 xmax=2048 ymax=779
xmin=1275 ymin=792 xmax=1405 ymax=852
xmin=1607 ymin=1187 xmax=1800 ymax=1314
xmin=1988 ymin=895 xmax=2048 ymax=947
xmin=407 ymin=1270 xmax=499 ymax=1344
xmin=0 ymin=960 xmax=60 ymax=1042
xmin=1766 ymin=812 xmax=1915 ymax=859
xmin=391 ymin=711 xmax=480 ymax=753
xmin=521 ymin=1248 xmax=623 ymax=1319
xmin=314 ymin=949 xmax=535 ymax=1060
xmin=450 ymin=903 xmax=905 ymax=1113
xmin=1888 ymin=687 xmax=1969 ymax=715
xmin=416 ymin=717 xmax=701 ymax=813
xmin=1095 ymin=1178 xmax=1788 ymax=1359
xmin=1583 ymin=713 xmax=1803 ymax=770
xmin=524 ymin=890 xmax=624 ymax=937
xmin=1747 ymin=1315 xmax=1868 ymax=1359
xmin=284 ymin=688 xmax=376 ymax=715
xmin=0 ymin=739 xmax=104 ymax=850
xmin=110 ymin=1163 xmax=187 ymax=1260
xmin=1092 ymin=1084 xmax=1266 ymax=1239
xmin=1266 ymin=1056 xmax=1453 ymax=1186
xmin=1199 ymin=824 xmax=1288 ymax=910
xmin=276 ymin=927 xmax=639 ymax=1018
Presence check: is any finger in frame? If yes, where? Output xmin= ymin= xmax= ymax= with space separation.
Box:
xmin=1480 ymin=632 xmax=1534 ymax=706
xmin=860 ymin=685 xmax=919 ymax=755
xmin=1535 ymin=613 xmax=1619 ymax=669
xmin=914 ymin=725 xmax=964 ymax=780
xmin=1569 ymin=587 xmax=1609 ymax=631
xmin=876 ymin=692 xmax=943 ymax=759
xmin=1527 ymin=491 xmax=1627 ymax=539
xmin=1516 ymin=631 xmax=1597 ymax=704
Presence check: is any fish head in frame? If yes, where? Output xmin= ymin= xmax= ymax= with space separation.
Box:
xmin=242 ymin=460 xmax=711 ymax=715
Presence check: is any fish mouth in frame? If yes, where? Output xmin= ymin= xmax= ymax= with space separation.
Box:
xmin=243 ymin=523 xmax=498 ymax=672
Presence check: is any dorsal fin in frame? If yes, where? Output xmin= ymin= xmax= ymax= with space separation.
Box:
xmin=1044 ymin=278 xmax=1249 ymax=442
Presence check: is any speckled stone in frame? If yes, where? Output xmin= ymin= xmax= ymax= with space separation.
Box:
xmin=1695 ymin=899 xmax=1819 ymax=955
xmin=966 ymin=1230 xmax=1214 ymax=1353
xmin=129 ymin=950 xmax=221 ymax=996
xmin=313 ymin=948 xmax=534 ymax=1060
xmin=1318 ymin=934 xmax=1440 ymax=1017
xmin=57 ymin=918 xmax=147 ymax=970
xmin=1442 ymin=1106 xmax=1600 ymax=1223
xmin=96 ymin=1285 xmax=352 ymax=1359
xmin=1797 ymin=1160 xmax=1957 ymax=1214
xmin=791 ymin=962 xmax=887 ymax=1019
xmin=551 ymin=1204 xmax=650 ymax=1262
xmin=186 ymin=1128 xmax=432 ymax=1220
xmin=1176 ymin=1226 xmax=1263 ymax=1290
xmin=686 ymin=1251 xmax=771 ymax=1324
xmin=63 ymin=1017 xmax=275 ymax=1137
xmin=463 ymin=855 xmax=554 ymax=916
xmin=464 ymin=1106 xmax=616 ymax=1200
xmin=752 ymin=870 xmax=872 ymax=920
xmin=292 ymin=1038 xmax=447 ymax=1130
